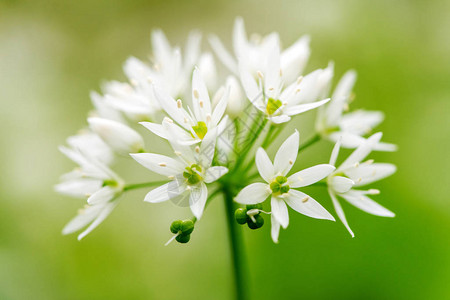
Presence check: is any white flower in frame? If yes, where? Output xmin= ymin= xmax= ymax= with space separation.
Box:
xmin=235 ymin=131 xmax=335 ymax=243
xmin=88 ymin=117 xmax=145 ymax=155
xmin=141 ymin=68 xmax=229 ymax=145
xmin=239 ymin=44 xmax=330 ymax=124
xmin=209 ymin=17 xmax=310 ymax=84
xmin=131 ymin=128 xmax=228 ymax=219
xmin=65 ymin=131 xmax=114 ymax=166
xmin=56 ymin=145 xmax=124 ymax=240
xmin=316 ymin=71 xmax=397 ymax=151
xmin=327 ymin=132 xmax=396 ymax=237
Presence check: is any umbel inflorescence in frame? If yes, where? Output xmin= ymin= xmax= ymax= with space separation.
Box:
xmin=56 ymin=18 xmax=397 ymax=243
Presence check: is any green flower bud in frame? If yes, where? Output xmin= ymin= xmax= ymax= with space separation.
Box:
xmin=176 ymin=233 xmax=191 ymax=243
xmin=276 ymin=176 xmax=287 ymax=184
xmin=270 ymin=182 xmax=281 ymax=193
xmin=170 ymin=220 xmax=183 ymax=234
xmin=247 ymin=215 xmax=264 ymax=230
xmin=246 ymin=203 xmax=263 ymax=211
xmin=235 ymin=208 xmax=248 ymax=225
xmin=280 ymin=185 xmax=290 ymax=194
xmin=181 ymin=220 xmax=195 ymax=235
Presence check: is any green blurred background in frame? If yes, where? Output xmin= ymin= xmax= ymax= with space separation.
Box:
xmin=1 ymin=0 xmax=449 ymax=299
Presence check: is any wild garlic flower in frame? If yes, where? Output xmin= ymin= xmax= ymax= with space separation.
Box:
xmin=316 ymin=71 xmax=397 ymax=151
xmin=141 ymin=68 xmax=229 ymax=145
xmin=57 ymin=19 xmax=397 ymax=249
xmin=239 ymin=44 xmax=330 ymax=123
xmin=131 ymin=128 xmax=228 ymax=219
xmin=55 ymin=135 xmax=124 ymax=240
xmin=235 ymin=131 xmax=335 ymax=242
xmin=210 ymin=17 xmax=310 ymax=84
xmin=327 ymin=133 xmax=396 ymax=237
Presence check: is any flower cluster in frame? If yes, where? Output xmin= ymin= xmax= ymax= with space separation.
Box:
xmin=56 ymin=18 xmax=396 ymax=243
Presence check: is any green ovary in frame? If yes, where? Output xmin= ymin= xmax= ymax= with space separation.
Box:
xmin=183 ymin=164 xmax=203 ymax=184
xmin=269 ymin=176 xmax=290 ymax=195
xmin=192 ymin=121 xmax=208 ymax=139
xmin=266 ymin=98 xmax=282 ymax=115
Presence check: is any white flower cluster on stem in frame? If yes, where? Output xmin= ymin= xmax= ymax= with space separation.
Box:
xmin=56 ymin=18 xmax=396 ymax=244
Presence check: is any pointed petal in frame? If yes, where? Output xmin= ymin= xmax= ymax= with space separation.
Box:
xmin=234 ymin=183 xmax=271 ymax=205
xmin=255 ymin=148 xmax=275 ymax=182
xmin=345 ymin=163 xmax=397 ymax=187
xmin=204 ymin=166 xmax=228 ymax=183
xmin=329 ymin=176 xmax=354 ymax=193
xmin=284 ymin=98 xmax=330 ymax=116
xmin=144 ymin=182 xmax=185 ymax=203
xmin=87 ymin=186 xmax=116 ymax=205
xmin=192 ymin=68 xmax=212 ymax=120
xmin=130 ymin=153 xmax=185 ymax=177
xmin=140 ymin=122 xmax=169 ymax=139
xmin=340 ymin=190 xmax=395 ymax=217
xmin=189 ymin=182 xmax=208 ymax=219
xmin=274 ymin=130 xmax=299 ymax=175
xmin=199 ymin=128 xmax=217 ymax=168
xmin=78 ymin=201 xmax=118 ymax=240
xmin=284 ymin=190 xmax=335 ymax=220
xmin=329 ymin=189 xmax=355 ymax=237
xmin=337 ymin=132 xmax=382 ymax=171
xmin=271 ymin=196 xmax=289 ymax=229
xmin=288 ymin=164 xmax=335 ymax=188
xmin=208 ymin=34 xmax=238 ymax=73
xmin=271 ymin=214 xmax=281 ymax=244
xmin=329 ymin=138 xmax=341 ymax=166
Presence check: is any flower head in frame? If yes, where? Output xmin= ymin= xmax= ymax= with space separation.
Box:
xmin=327 ymin=132 xmax=396 ymax=237
xmin=235 ymin=131 xmax=335 ymax=242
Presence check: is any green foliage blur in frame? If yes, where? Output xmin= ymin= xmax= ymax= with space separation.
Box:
xmin=0 ymin=0 xmax=449 ymax=299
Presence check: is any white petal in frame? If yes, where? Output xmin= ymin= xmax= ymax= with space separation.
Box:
xmin=329 ymin=176 xmax=354 ymax=193
xmin=329 ymin=138 xmax=341 ymax=166
xmin=88 ymin=117 xmax=144 ymax=154
xmin=87 ymin=186 xmax=116 ymax=205
xmin=208 ymin=34 xmax=238 ymax=73
xmin=337 ymin=132 xmax=382 ymax=171
xmin=55 ymin=179 xmax=103 ymax=198
xmin=264 ymin=44 xmax=281 ymax=99
xmin=345 ymin=163 xmax=396 ymax=187
xmin=192 ymin=68 xmax=212 ymax=120
xmin=153 ymin=86 xmax=192 ymax=130
xmin=189 ymin=182 xmax=208 ymax=219
xmin=234 ymin=183 xmax=271 ymax=205
xmin=288 ymin=164 xmax=335 ymax=188
xmin=255 ymin=148 xmax=275 ymax=183
xmin=325 ymin=70 xmax=357 ymax=126
xmin=274 ymin=130 xmax=299 ymax=175
xmin=199 ymin=128 xmax=217 ymax=168
xmin=269 ymin=115 xmax=291 ymax=124
xmin=280 ymin=35 xmax=310 ymax=83
xmin=140 ymin=122 xmax=169 ymax=139
xmin=211 ymin=86 xmax=229 ymax=126
xmin=271 ymin=196 xmax=289 ymax=229
xmin=340 ymin=190 xmax=395 ymax=217
xmin=62 ymin=204 xmax=103 ymax=235
xmin=329 ymin=189 xmax=354 ymax=237
xmin=373 ymin=142 xmax=398 ymax=152
xmin=204 ymin=166 xmax=228 ymax=183
xmin=340 ymin=110 xmax=384 ymax=136
xmin=271 ymin=214 xmax=281 ymax=244
xmin=78 ymin=201 xmax=118 ymax=240
xmin=232 ymin=17 xmax=247 ymax=59
xmin=239 ymin=61 xmax=260 ymax=105
xmin=144 ymin=182 xmax=185 ymax=203
xmin=284 ymin=98 xmax=330 ymax=116
xmin=284 ymin=190 xmax=335 ymax=220
xmin=131 ymin=153 xmax=185 ymax=177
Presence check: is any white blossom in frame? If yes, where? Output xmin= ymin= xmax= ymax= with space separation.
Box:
xmin=327 ymin=132 xmax=396 ymax=237
xmin=235 ymin=131 xmax=335 ymax=242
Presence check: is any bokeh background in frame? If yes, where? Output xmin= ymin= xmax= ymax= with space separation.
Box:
xmin=1 ymin=0 xmax=449 ymax=299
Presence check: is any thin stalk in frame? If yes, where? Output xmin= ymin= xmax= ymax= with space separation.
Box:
xmin=223 ymin=186 xmax=248 ymax=300
xmin=298 ymin=133 xmax=321 ymax=154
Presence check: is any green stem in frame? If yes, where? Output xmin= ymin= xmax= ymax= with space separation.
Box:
xmin=123 ymin=181 xmax=168 ymax=191
xmin=223 ymin=186 xmax=248 ymax=300
xmin=298 ymin=133 xmax=321 ymax=154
